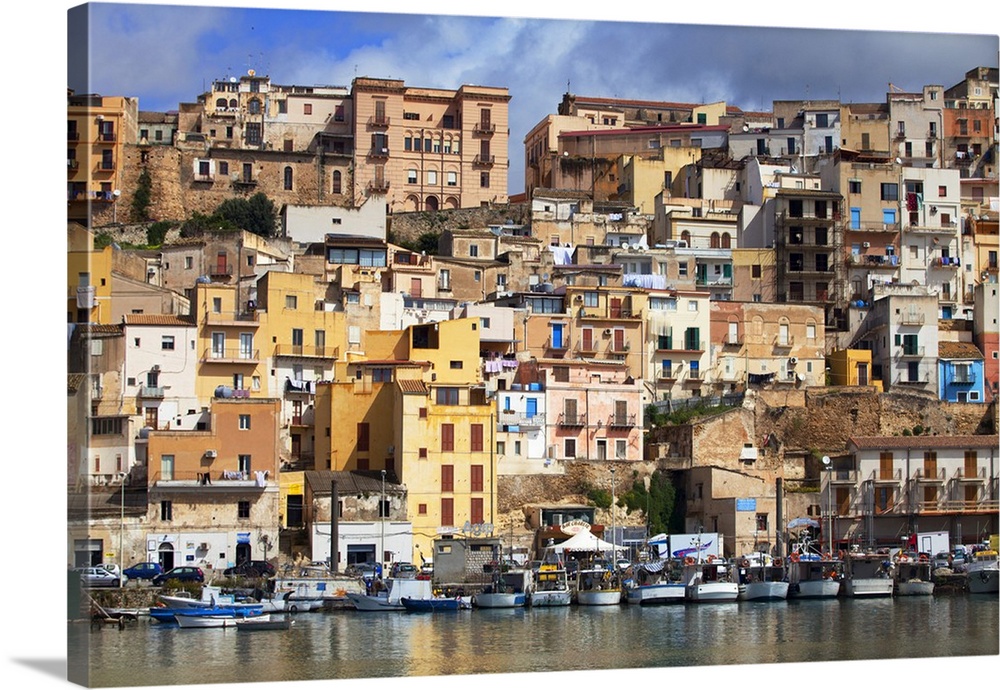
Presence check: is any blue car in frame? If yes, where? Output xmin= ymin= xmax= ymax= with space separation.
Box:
xmin=123 ymin=562 xmax=163 ymax=581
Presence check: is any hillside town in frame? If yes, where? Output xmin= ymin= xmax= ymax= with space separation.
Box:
xmin=67 ymin=65 xmax=999 ymax=581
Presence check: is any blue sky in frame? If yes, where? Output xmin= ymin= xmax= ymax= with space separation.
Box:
xmin=67 ymin=1 xmax=998 ymax=195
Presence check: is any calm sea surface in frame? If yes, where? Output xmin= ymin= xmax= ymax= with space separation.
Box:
xmin=70 ymin=594 xmax=999 ymax=687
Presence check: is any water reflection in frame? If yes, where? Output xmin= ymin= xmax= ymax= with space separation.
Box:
xmin=73 ymin=596 xmax=999 ymax=688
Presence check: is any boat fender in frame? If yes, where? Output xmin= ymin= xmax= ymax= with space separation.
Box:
xmin=740 ymin=559 xmax=750 ymax=568
xmin=684 ymin=557 xmax=695 ymax=566
xmin=707 ymin=555 xmax=715 ymax=564
xmin=918 ymin=554 xmax=929 ymax=563
xmin=837 ymin=550 xmax=846 ymax=561
xmin=288 ymin=604 xmax=298 ymax=614
xmin=788 ymin=554 xmax=799 ymax=564
xmin=774 ymin=557 xmax=785 ymax=567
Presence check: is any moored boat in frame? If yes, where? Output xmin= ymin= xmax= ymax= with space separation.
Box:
xmin=575 ymin=559 xmax=622 ymax=606
xmin=236 ymin=615 xmax=293 ymax=631
xmin=624 ymin=560 xmax=685 ymax=605
xmin=966 ymin=550 xmax=999 ymax=594
xmin=737 ymin=554 xmax=789 ymax=601
xmin=844 ymin=552 xmax=894 ymax=597
xmin=346 ymin=577 xmax=434 ymax=612
xmin=173 ymin=607 xmax=267 ymax=629
xmin=894 ymin=553 xmax=935 ymax=596
xmin=682 ymin=555 xmax=739 ymax=603
xmin=786 ymin=551 xmax=843 ymax=599
xmin=400 ymin=596 xmax=469 ymax=612
xmin=473 ymin=569 xmax=531 ymax=609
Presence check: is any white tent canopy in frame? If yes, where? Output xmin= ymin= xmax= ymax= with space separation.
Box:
xmin=548 ymin=528 xmax=623 ymax=554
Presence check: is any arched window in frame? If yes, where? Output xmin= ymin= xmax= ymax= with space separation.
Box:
xmin=216 ymin=98 xmax=227 ymax=109
xmin=721 ymin=232 xmax=732 ymax=249
xmin=425 ymin=195 xmax=439 ymax=211
xmin=332 ymin=171 xmax=342 ymax=195
xmin=248 ymin=98 xmax=261 ymax=115
xmin=681 ymin=230 xmax=691 ymax=246
xmin=284 ymin=166 xmax=293 ymax=191
xmin=229 ymin=98 xmax=238 ymax=109
xmin=710 ymin=232 xmax=721 ymax=248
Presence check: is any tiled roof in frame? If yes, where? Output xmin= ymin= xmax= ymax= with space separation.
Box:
xmin=304 ymin=470 xmax=402 ymax=494
xmin=67 ymin=373 xmax=87 ymax=393
xmin=848 ymin=435 xmax=998 ymax=450
xmin=938 ymin=341 xmax=983 ymax=359
xmin=122 ymin=314 xmax=196 ymax=326
xmin=76 ymin=323 xmax=124 ymax=335
xmin=397 ymin=379 xmax=428 ymax=395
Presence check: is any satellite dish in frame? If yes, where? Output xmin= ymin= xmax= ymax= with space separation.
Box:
xmin=229 ymin=77 xmax=237 ymax=83
xmin=248 ymin=69 xmax=256 ymax=77
xmin=621 ymin=242 xmax=630 ymax=251
xmin=112 ymin=189 xmax=121 ymax=197
xmin=895 ymin=157 xmax=902 ymax=165
xmin=822 ymin=455 xmax=831 ymax=466
xmin=742 ymin=124 xmax=749 ymax=132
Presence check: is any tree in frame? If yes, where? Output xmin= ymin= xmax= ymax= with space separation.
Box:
xmin=215 ymin=193 xmax=278 ymax=238
xmin=131 ymin=168 xmax=152 ymax=221
xmin=619 ymin=470 xmax=678 ymax=535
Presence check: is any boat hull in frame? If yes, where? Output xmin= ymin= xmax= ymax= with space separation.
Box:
xmin=789 ymin=580 xmax=841 ymax=599
xmin=236 ymin=616 xmax=292 ymax=631
xmin=346 ymin=592 xmax=404 ymax=612
xmin=741 ymin=581 xmax=789 ymax=601
xmin=576 ymin=589 xmax=622 ymax=606
xmin=967 ymin=567 xmax=999 ymax=594
xmin=845 ymin=578 xmax=894 ymax=597
xmin=686 ymin=583 xmax=739 ymax=602
xmin=400 ymin=597 xmax=465 ymax=612
xmin=473 ymin=592 xmax=526 ymax=608
xmin=896 ymin=581 xmax=935 ymax=596
xmin=625 ymin=583 xmax=686 ymax=605
xmin=529 ymin=590 xmax=572 ymax=607
xmin=175 ymin=612 xmax=268 ymax=629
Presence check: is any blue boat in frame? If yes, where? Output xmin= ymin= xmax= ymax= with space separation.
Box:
xmin=149 ymin=604 xmax=264 ymax=624
xmin=400 ymin=596 xmax=467 ymax=612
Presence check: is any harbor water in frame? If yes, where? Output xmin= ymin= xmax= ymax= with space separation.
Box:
xmin=70 ymin=595 xmax=999 ymax=687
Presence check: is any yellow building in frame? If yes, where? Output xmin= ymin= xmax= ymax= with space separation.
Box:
xmin=827 ymin=349 xmax=883 ymax=391
xmin=67 ymin=222 xmax=114 ymax=323
xmin=68 ymin=92 xmax=138 ymax=226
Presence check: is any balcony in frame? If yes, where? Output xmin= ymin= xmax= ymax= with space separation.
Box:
xmin=871 ymin=468 xmax=902 ymax=484
xmin=274 ymin=344 xmax=339 ymax=360
xmin=606 ymin=414 xmax=636 ymax=429
xmin=656 ymin=367 xmax=678 ymax=383
xmin=895 ymin=129 xmax=907 ymax=139
xmin=557 ymin=413 xmax=586 ymax=428
xmin=654 ymin=340 xmax=705 ymax=354
xmin=607 ymin=339 xmax=630 ymax=354
xmin=498 ymin=412 xmax=545 ymax=430
xmin=896 ymin=346 xmax=926 ymax=358
xmin=473 ymin=154 xmax=495 ymax=166
xmin=369 ymin=146 xmax=390 ymax=160
xmin=954 ymin=467 xmax=986 ymax=481
xmin=773 ymin=335 xmax=795 ymax=349
xmin=94 ymin=161 xmax=115 ymax=172
xmin=149 ymin=469 xmax=269 ymax=491
xmin=138 ymin=386 xmax=165 ymax=399
xmin=193 ymin=173 xmax=215 ymax=183
xmin=233 ymin=177 xmax=257 ymax=189
xmin=68 ymin=130 xmax=80 ymax=141
xmin=368 ymin=179 xmax=390 ymax=194
xmin=906 ymin=223 xmax=957 ymax=234
xmin=368 ymin=115 xmax=390 ymax=128
xmin=898 ymin=312 xmax=925 ymax=325
xmin=849 ymin=220 xmax=901 ymax=233
xmin=204 ymin=310 xmax=258 ymax=326
xmin=545 ymin=336 xmax=569 ymax=353
xmin=201 ymin=348 xmax=260 ymax=364
xmin=848 ymin=254 xmax=899 ymax=268
xmin=723 ymin=334 xmax=743 ymax=347
xmin=914 ymin=468 xmax=946 ymax=483
xmin=68 ymin=159 xmax=79 ymax=170
xmin=284 ymin=379 xmax=316 ymax=395
xmin=683 ymin=371 xmax=705 ymax=385
xmin=932 ymin=256 xmax=960 ymax=269
xmin=473 ymin=121 xmax=496 ymax=135
xmin=696 ymin=275 xmax=733 ymax=287
xmin=829 ymin=469 xmax=858 ymax=485
xmin=575 ymin=337 xmax=599 ymax=355
xmin=100 ymin=131 xmax=116 ymax=143
xmin=894 ymin=374 xmax=929 ymax=386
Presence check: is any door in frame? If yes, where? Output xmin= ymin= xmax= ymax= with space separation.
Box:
xmin=879 ymin=452 xmax=894 ymax=481
xmin=610 ymin=298 xmax=622 ymax=318
xmin=525 ymin=397 xmax=538 ymax=420
xmin=158 ymin=543 xmax=175 ymax=571
xmin=239 ymin=333 xmax=254 ymax=359
xmin=728 ymin=322 xmax=738 ymax=346
xmin=582 ymin=328 xmax=594 ymax=351
xmin=614 ymin=329 xmax=625 ymax=352
xmin=596 ymin=440 xmax=607 ymax=461
xmin=235 ymin=543 xmax=251 ymax=566
xmin=551 ymin=323 xmax=563 ymax=349
xmin=964 ymin=451 xmax=978 ymax=479
xmin=212 ymin=332 xmax=225 ymax=358
xmin=850 ymin=208 xmax=861 ymax=229
xmin=856 ymin=362 xmax=869 ymax=386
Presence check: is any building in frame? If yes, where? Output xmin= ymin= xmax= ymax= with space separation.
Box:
xmin=68 ymin=92 xmax=139 ymax=226
xmin=937 ymin=341 xmax=987 ymax=403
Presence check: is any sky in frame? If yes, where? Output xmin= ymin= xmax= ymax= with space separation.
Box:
xmin=66 ymin=1 xmax=999 ymax=196
xmin=1 ymin=3 xmax=998 ymax=690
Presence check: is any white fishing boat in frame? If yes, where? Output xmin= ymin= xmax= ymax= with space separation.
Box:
xmin=786 ymin=551 xmax=843 ymax=599
xmin=473 ymin=569 xmax=531 ymax=609
xmin=844 ymin=552 xmax=894 ymax=597
xmin=682 ymin=555 xmax=739 ymax=602
xmin=174 ymin=609 xmax=267 ymax=629
xmin=271 ymin=572 xmax=365 ymax=612
xmin=736 ymin=554 xmax=789 ymax=601
xmin=894 ymin=554 xmax=935 ymax=596
xmin=966 ymin=550 xmax=999 ymax=594
xmin=530 ymin=562 xmax=572 ymax=607
xmin=346 ymin=577 xmax=434 ymax=612
xmin=575 ymin=559 xmax=622 ymax=606
xmin=624 ymin=560 xmax=685 ymax=605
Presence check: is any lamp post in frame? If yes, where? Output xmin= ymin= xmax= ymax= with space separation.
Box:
xmin=380 ymin=469 xmax=386 ymax=572
xmin=118 ymin=471 xmax=127 ymax=588
xmin=822 ymin=456 xmax=832 ymax=555
xmin=610 ymin=466 xmax=617 ymax=569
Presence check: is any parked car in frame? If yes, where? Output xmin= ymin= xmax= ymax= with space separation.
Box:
xmin=123 ymin=562 xmax=163 ymax=581
xmin=74 ymin=566 xmax=125 ymax=588
xmin=152 ymin=566 xmax=205 ymax=586
xmin=96 ymin=563 xmax=122 ymax=578
xmin=932 ymin=552 xmax=952 ymax=570
xmin=223 ymin=561 xmax=276 ymax=578
xmin=390 ymin=562 xmax=418 ymax=579
xmin=950 ymin=548 xmax=967 ymax=571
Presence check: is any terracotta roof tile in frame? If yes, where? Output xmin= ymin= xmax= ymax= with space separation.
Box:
xmin=122 ymin=314 xmax=196 ymax=326
xmin=397 ymin=379 xmax=428 ymax=395
xmin=848 ymin=435 xmax=998 ymax=451
xmin=938 ymin=341 xmax=983 ymax=359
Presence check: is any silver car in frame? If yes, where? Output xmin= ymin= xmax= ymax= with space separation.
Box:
xmin=75 ymin=566 xmax=126 ymax=588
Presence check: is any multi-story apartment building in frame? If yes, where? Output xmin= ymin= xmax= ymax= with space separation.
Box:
xmin=645 ymin=289 xmax=712 ymax=401
xmin=68 ymin=92 xmax=138 ymax=225
xmin=142 ymin=397 xmax=282 ymax=572
xmin=972 ymin=282 xmax=999 ymax=402
xmin=840 ymin=102 xmax=891 ymax=155
xmin=937 ymin=341 xmax=987 ymax=403
xmin=351 ymin=77 xmax=510 ymax=212
xmin=851 ymin=283 xmax=940 ymax=393
xmin=888 ymin=85 xmax=945 ymax=169
xmin=138 ymin=110 xmax=178 ymax=147
xmin=944 ymin=66 xmax=997 ymax=178
xmin=827 ymin=435 xmax=998 ymax=549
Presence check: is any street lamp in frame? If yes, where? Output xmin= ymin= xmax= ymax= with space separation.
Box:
xmin=380 ymin=469 xmax=386 ymax=572
xmin=610 ymin=466 xmax=617 ymax=569
xmin=118 ymin=471 xmax=127 ymax=588
xmin=822 ymin=456 xmax=832 ymax=555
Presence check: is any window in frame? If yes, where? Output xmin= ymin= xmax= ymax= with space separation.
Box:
xmin=284 ymin=166 xmax=293 ymax=190
xmin=469 ymin=244 xmax=479 ymax=257
xmin=408 ymin=169 xmax=417 ymax=184
xmin=441 ymin=498 xmax=454 ymax=526
xmin=161 ymin=335 xmax=175 ymax=350
xmin=615 ymin=439 xmax=627 ymax=459
xmin=160 ymin=454 xmax=174 ymax=481
xmin=238 ymin=501 xmax=250 ymax=519
xmin=357 ymin=422 xmax=369 ymax=452
xmin=807 ymin=324 xmax=816 ymax=340
xmin=471 ymin=465 xmax=484 ymax=492
xmin=756 ymin=513 xmax=768 ymax=531
xmin=450 ymin=360 xmax=463 ymax=370
xmin=285 ymin=295 xmax=298 ymax=310
xmin=938 ymin=186 xmax=947 ymax=197
xmin=849 ymin=179 xmax=861 ymax=194
xmin=245 ymin=122 xmax=262 ymax=146
xmin=332 ymin=171 xmax=342 ymax=194
xmin=303 ymin=103 xmax=312 ymax=115
xmin=441 ymin=424 xmax=455 ymax=451
xmin=436 ymin=388 xmax=459 ymax=405
xmin=470 ymin=424 xmax=483 ymax=452
xmin=160 ymin=500 xmax=173 ymax=521
xmin=564 ymin=439 xmax=576 ymax=459
xmin=470 ymin=498 xmax=484 ymax=525
xmin=427 ymin=170 xmax=438 ymax=185
xmin=881 ymin=183 xmax=898 ymax=201
xmin=238 ymin=454 xmax=251 ymax=474
xmin=91 ymin=418 xmax=124 ymax=435
xmin=239 ymin=414 xmax=251 ymax=430
xmin=480 ymin=172 xmax=490 ymax=188
xmin=418 ymin=503 xmax=427 ymax=515
xmin=447 ymin=171 xmax=457 ymax=186
xmin=441 ymin=465 xmax=454 ymax=492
